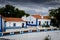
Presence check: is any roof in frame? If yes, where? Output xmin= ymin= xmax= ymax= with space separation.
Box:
xmin=5 ymin=17 xmax=25 ymax=22
xmin=32 ymin=14 xmax=42 ymax=19
xmin=32 ymin=14 xmax=50 ymax=19
xmin=43 ymin=16 xmax=50 ymax=19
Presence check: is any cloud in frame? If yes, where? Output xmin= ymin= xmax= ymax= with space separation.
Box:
xmin=15 ymin=5 xmax=53 ymax=15
xmin=0 ymin=0 xmax=60 ymax=15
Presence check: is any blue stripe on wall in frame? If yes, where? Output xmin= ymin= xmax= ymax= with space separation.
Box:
xmin=6 ymin=27 xmax=22 ymax=29
xmin=1 ymin=17 xmax=3 ymax=31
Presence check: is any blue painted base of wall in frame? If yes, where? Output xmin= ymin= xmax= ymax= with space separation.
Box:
xmin=5 ymin=26 xmax=27 ymax=29
xmin=27 ymin=24 xmax=37 ymax=26
xmin=0 ymin=16 xmax=3 ymax=32
xmin=0 ymin=33 xmax=2 ymax=36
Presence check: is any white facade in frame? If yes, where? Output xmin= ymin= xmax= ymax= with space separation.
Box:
xmin=22 ymin=15 xmax=37 ymax=25
xmin=22 ymin=15 xmax=51 ymax=26
xmin=38 ymin=19 xmax=51 ymax=26
xmin=5 ymin=21 xmax=26 ymax=28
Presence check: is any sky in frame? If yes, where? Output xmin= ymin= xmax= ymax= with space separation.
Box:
xmin=0 ymin=0 xmax=60 ymax=15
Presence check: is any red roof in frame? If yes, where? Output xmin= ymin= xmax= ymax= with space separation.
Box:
xmin=5 ymin=17 xmax=25 ymax=22
xmin=32 ymin=14 xmax=42 ymax=19
xmin=43 ymin=16 xmax=50 ymax=19
xmin=32 ymin=14 xmax=50 ymax=19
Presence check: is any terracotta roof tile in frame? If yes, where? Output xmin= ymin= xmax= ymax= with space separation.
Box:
xmin=43 ymin=16 xmax=50 ymax=19
xmin=5 ymin=17 xmax=25 ymax=22
xmin=32 ymin=14 xmax=42 ymax=19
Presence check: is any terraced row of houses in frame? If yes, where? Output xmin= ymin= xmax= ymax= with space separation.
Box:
xmin=0 ymin=14 xmax=51 ymax=32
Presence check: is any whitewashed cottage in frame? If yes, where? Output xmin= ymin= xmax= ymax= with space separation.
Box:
xmin=22 ymin=14 xmax=51 ymax=27
xmin=5 ymin=17 xmax=26 ymax=29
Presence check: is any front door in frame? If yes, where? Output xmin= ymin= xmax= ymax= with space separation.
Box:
xmin=39 ymin=21 xmax=41 ymax=26
xmin=22 ymin=23 xmax=24 ymax=28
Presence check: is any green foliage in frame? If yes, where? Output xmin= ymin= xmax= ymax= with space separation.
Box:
xmin=49 ymin=7 xmax=60 ymax=28
xmin=0 ymin=4 xmax=29 ymax=18
xmin=49 ymin=8 xmax=60 ymax=19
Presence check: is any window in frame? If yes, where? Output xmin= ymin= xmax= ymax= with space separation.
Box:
xmin=46 ymin=21 xmax=48 ymax=25
xmin=29 ymin=21 xmax=30 ymax=24
xmin=39 ymin=21 xmax=41 ymax=26
xmin=13 ymin=23 xmax=16 ymax=26
xmin=45 ymin=21 xmax=48 ymax=25
xmin=45 ymin=21 xmax=46 ymax=23
xmin=26 ymin=21 xmax=28 ymax=24
xmin=32 ymin=21 xmax=33 ymax=24
xmin=22 ymin=23 xmax=24 ymax=28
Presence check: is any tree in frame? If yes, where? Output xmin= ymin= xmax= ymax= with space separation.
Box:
xmin=49 ymin=8 xmax=60 ymax=28
xmin=0 ymin=4 xmax=29 ymax=18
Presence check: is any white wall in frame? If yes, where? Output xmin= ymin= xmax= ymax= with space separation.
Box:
xmin=38 ymin=19 xmax=51 ymax=25
xmin=22 ymin=15 xmax=51 ymax=26
xmin=6 ymin=21 xmax=26 ymax=28
xmin=22 ymin=16 xmax=36 ymax=24
xmin=26 ymin=16 xmax=36 ymax=24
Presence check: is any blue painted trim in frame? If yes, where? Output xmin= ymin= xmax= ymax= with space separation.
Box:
xmin=1 ymin=16 xmax=2 ymax=32
xmin=0 ymin=16 xmax=2 ymax=32
xmin=6 ymin=27 xmax=22 ymax=29
xmin=27 ymin=24 xmax=37 ymax=26
xmin=0 ymin=33 xmax=2 ymax=36
xmin=26 ymin=19 xmax=38 ymax=26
